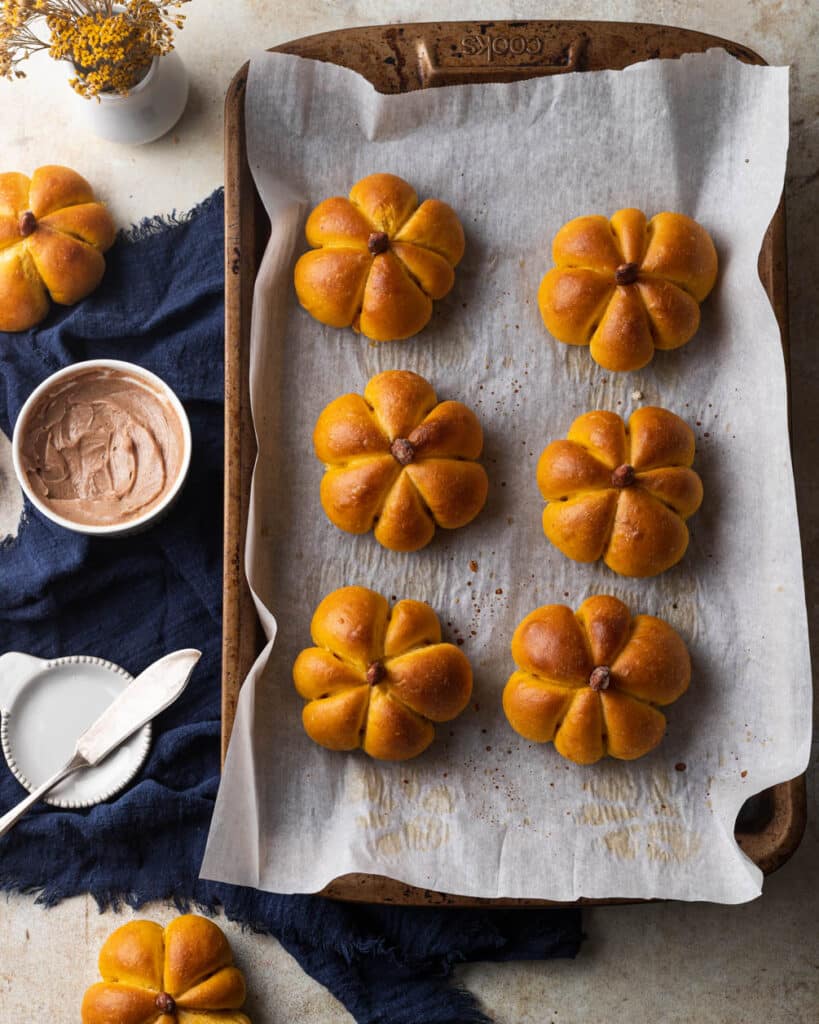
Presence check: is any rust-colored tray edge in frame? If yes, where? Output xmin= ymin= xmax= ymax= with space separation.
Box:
xmin=223 ymin=20 xmax=806 ymax=905
xmin=223 ymin=67 xmax=264 ymax=765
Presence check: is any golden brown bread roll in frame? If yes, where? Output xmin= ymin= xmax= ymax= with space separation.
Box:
xmin=537 ymin=208 xmax=718 ymax=371
xmin=294 ymin=173 xmax=465 ymax=341
xmin=314 ymin=370 xmax=489 ymax=551
xmin=81 ymin=915 xmax=251 ymax=1024
xmin=0 ymin=165 xmax=116 ymax=332
xmin=537 ymin=407 xmax=703 ymax=577
xmin=294 ymin=586 xmax=473 ymax=761
xmin=503 ymin=595 xmax=690 ymax=765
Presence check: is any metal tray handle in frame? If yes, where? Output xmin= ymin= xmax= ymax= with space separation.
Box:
xmin=416 ymin=29 xmax=586 ymax=86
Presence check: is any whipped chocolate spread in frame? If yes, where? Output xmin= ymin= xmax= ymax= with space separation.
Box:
xmin=20 ymin=367 xmax=185 ymax=526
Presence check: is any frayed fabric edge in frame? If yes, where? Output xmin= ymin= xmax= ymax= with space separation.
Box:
xmin=119 ymin=187 xmax=225 ymax=244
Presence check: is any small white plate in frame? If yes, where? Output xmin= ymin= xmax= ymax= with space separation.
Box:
xmin=0 ymin=653 xmax=151 ymax=808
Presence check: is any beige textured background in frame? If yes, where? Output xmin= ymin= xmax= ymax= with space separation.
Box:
xmin=0 ymin=2 xmax=816 ymax=1021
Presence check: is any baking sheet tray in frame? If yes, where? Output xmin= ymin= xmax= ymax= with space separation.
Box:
xmin=221 ymin=21 xmax=806 ymax=904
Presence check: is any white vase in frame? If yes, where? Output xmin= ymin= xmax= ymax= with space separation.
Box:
xmin=71 ymin=50 xmax=189 ymax=145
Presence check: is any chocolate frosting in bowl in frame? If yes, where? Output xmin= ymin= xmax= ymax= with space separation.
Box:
xmin=19 ymin=367 xmax=186 ymax=527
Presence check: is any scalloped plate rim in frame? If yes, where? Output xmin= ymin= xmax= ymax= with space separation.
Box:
xmin=0 ymin=654 xmax=152 ymax=809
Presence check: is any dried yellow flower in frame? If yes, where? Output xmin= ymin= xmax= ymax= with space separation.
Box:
xmin=0 ymin=0 xmax=190 ymax=95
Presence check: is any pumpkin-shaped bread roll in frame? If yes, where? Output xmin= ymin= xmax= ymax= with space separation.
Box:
xmin=81 ymin=915 xmax=251 ymax=1024
xmin=0 ymin=165 xmax=116 ymax=332
xmin=314 ymin=370 xmax=489 ymax=552
xmin=537 ymin=407 xmax=703 ymax=577
xmin=503 ymin=595 xmax=691 ymax=765
xmin=294 ymin=173 xmax=465 ymax=341
xmin=294 ymin=586 xmax=473 ymax=761
xmin=538 ymin=208 xmax=717 ymax=371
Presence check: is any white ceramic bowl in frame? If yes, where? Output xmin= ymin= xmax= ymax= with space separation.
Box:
xmin=12 ymin=359 xmax=192 ymax=537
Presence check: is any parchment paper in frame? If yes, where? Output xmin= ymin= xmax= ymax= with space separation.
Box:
xmin=201 ymin=49 xmax=811 ymax=902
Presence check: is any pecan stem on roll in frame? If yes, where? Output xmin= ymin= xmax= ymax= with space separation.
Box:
xmin=18 ymin=211 xmax=37 ymax=237
xmin=588 ymin=666 xmax=611 ymax=691
xmin=367 ymin=231 xmax=390 ymax=255
xmin=390 ymin=438 xmax=415 ymax=465
xmin=611 ymin=464 xmax=636 ymax=488
xmin=366 ymin=661 xmax=386 ymax=686
xmin=155 ymin=993 xmax=176 ymax=1013
xmin=614 ymin=261 xmax=639 ymax=285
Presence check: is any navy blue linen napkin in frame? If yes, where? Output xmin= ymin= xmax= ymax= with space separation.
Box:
xmin=0 ymin=189 xmax=582 ymax=1023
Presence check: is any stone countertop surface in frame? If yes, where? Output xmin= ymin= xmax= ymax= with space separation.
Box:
xmin=1 ymin=2 xmax=817 ymax=1021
